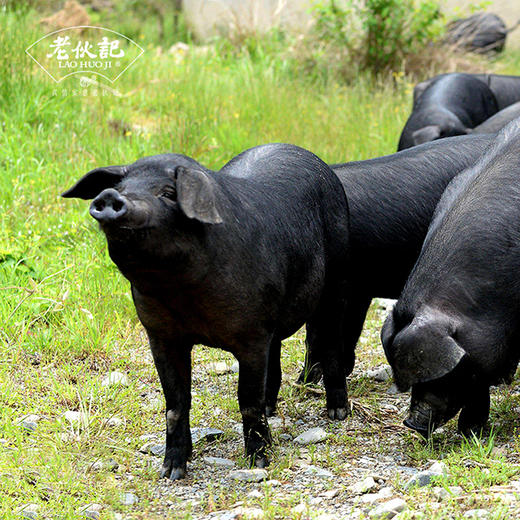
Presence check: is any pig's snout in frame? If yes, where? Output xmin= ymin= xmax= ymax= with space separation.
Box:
xmin=90 ymin=189 xmax=128 ymax=223
xmin=403 ymin=416 xmax=431 ymax=438
xmin=404 ymin=401 xmax=436 ymax=438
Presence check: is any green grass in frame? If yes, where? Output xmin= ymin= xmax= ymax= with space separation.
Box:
xmin=2 ymin=5 xmax=520 ymax=520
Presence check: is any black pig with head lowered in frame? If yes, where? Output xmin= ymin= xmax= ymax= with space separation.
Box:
xmin=398 ymin=73 xmax=498 ymax=150
xmin=299 ymin=133 xmax=494 ymax=386
xmin=62 ymin=144 xmax=350 ymax=480
xmin=382 ymin=120 xmax=520 ymax=437
xmin=413 ymin=73 xmax=520 ymax=112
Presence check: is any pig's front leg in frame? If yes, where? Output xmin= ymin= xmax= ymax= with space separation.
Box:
xmin=237 ymin=345 xmax=272 ymax=468
xmin=457 ymin=384 xmax=490 ymax=437
xmin=148 ymin=334 xmax=192 ymax=480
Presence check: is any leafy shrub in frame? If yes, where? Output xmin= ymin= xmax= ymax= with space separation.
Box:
xmin=310 ymin=0 xmax=445 ymax=76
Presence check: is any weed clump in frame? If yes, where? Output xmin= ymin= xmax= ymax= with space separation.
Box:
xmin=295 ymin=0 xmax=450 ymax=80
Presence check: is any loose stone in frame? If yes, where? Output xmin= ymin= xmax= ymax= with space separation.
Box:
xmin=404 ymin=461 xmax=447 ymax=489
xmin=349 ymin=476 xmax=377 ymax=494
xmin=369 ymin=498 xmax=407 ymax=519
xmin=120 ymin=492 xmax=139 ymax=506
xmin=293 ymin=427 xmax=328 ymax=445
xmin=229 ymin=469 xmax=268 ymax=482
xmin=101 ymin=371 xmax=128 ymax=387
xmin=303 ymin=465 xmax=334 ymax=478
xmin=203 ymin=456 xmax=235 ymax=469
xmin=191 ymin=427 xmax=224 ymax=444
xmin=463 ymin=510 xmax=490 ymax=519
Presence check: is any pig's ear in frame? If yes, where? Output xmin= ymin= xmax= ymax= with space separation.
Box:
xmin=61 ymin=165 xmax=126 ymax=199
xmin=413 ymin=78 xmax=433 ymax=106
xmin=389 ymin=319 xmax=467 ymax=391
xmin=381 ymin=312 xmax=396 ymax=356
xmin=412 ymin=125 xmax=441 ymax=145
xmin=176 ymin=166 xmax=223 ymax=224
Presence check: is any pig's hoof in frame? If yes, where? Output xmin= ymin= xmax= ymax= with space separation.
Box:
xmin=254 ymin=456 xmax=268 ymax=469
xmin=159 ymin=465 xmax=170 ymax=479
xmin=159 ymin=464 xmax=186 ymax=480
xmin=457 ymin=407 xmax=488 ymax=437
xmin=169 ymin=467 xmax=187 ymax=481
xmin=327 ymin=405 xmax=349 ymax=421
xmin=457 ymin=420 xmax=486 ymax=438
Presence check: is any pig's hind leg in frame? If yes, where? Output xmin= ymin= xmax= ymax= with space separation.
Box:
xmin=148 ymin=334 xmax=193 ymax=481
xmin=307 ymin=298 xmax=350 ymax=420
xmin=296 ymin=340 xmax=323 ymax=385
xmin=236 ymin=340 xmax=273 ymax=468
xmin=265 ymin=338 xmax=282 ymax=417
xmin=296 ymin=292 xmax=371 ymax=386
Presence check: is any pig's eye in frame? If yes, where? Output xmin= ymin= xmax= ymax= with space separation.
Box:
xmin=160 ymin=187 xmax=177 ymax=201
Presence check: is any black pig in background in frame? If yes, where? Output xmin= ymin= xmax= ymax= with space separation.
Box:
xmin=299 ymin=134 xmax=494 ymax=391
xmin=398 ymin=73 xmax=498 ymax=150
xmin=471 ymin=101 xmax=520 ymax=134
xmin=382 ymin=120 xmax=520 ymax=437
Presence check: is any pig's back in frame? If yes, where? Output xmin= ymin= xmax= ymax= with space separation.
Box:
xmin=400 ymin=120 xmax=520 ymax=325
xmin=217 ymin=143 xmax=350 ymax=286
xmin=218 ymin=143 xmax=349 ymax=246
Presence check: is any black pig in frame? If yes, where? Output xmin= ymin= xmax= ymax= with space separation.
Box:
xmin=398 ymin=73 xmax=498 ymax=150
xmin=471 ymin=101 xmax=520 ymax=134
xmin=382 ymin=120 xmax=520 ymax=437
xmin=481 ymin=73 xmax=520 ymax=109
xmin=446 ymin=13 xmax=507 ymax=54
xmin=299 ymin=134 xmax=494 ymax=387
xmin=62 ymin=145 xmax=350 ymax=479
xmin=414 ymin=73 xmax=520 ymax=112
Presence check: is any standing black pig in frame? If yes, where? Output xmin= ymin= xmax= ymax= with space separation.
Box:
xmin=299 ymin=134 xmax=494 ymax=387
xmin=382 ymin=120 xmax=520 ymax=437
xmin=398 ymin=73 xmax=498 ymax=150
xmin=62 ymin=144 xmax=350 ymax=480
